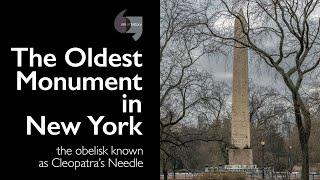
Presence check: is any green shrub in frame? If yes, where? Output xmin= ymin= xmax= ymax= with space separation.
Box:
xmin=197 ymin=172 xmax=246 ymax=180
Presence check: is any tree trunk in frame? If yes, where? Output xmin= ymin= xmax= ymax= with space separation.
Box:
xmin=173 ymin=159 xmax=176 ymax=179
xmin=163 ymin=168 xmax=168 ymax=180
xmin=300 ymin=134 xmax=309 ymax=180
xmin=163 ymin=160 xmax=168 ymax=180
xmin=292 ymin=94 xmax=310 ymax=180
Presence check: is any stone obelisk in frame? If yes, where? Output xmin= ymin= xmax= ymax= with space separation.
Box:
xmin=228 ymin=9 xmax=253 ymax=165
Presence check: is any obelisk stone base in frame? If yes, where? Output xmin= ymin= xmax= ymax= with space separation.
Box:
xmin=228 ymin=148 xmax=253 ymax=165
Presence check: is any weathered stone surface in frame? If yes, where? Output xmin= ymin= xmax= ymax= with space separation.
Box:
xmin=228 ymin=9 xmax=253 ymax=165
xmin=228 ymin=149 xmax=253 ymax=165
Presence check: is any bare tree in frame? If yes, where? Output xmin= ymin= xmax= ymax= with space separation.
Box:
xmin=198 ymin=0 xmax=319 ymax=179
xmin=160 ymin=1 xmax=229 ymax=179
xmin=249 ymin=84 xmax=291 ymax=171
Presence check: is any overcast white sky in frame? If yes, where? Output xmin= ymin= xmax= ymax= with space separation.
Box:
xmin=197 ymin=4 xmax=320 ymax=94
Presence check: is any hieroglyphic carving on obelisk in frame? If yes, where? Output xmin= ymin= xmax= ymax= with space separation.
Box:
xmin=228 ymin=9 xmax=253 ymax=165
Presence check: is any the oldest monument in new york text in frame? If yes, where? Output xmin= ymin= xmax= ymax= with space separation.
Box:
xmin=228 ymin=9 xmax=253 ymax=166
